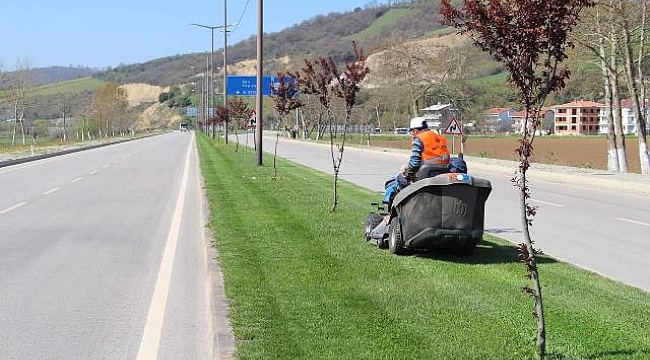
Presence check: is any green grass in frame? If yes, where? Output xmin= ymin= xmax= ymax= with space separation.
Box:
xmin=28 ymin=77 xmax=107 ymax=96
xmin=471 ymin=71 xmax=511 ymax=87
xmin=347 ymin=8 xmax=411 ymax=43
xmin=197 ymin=133 xmax=650 ymax=360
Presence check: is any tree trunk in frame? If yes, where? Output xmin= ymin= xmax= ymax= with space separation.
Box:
xmin=610 ymin=28 xmax=629 ymax=172
xmin=520 ymin=187 xmax=546 ymax=357
xmin=11 ymin=102 xmax=17 ymax=147
xmin=596 ymin=7 xmax=620 ymax=172
xmin=518 ymin=116 xmax=546 ymax=359
xmin=636 ymin=0 xmax=650 ymax=174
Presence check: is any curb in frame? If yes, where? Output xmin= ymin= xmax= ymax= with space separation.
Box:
xmin=0 ymin=133 xmax=162 ymax=169
xmin=199 ymin=169 xmax=236 ymax=359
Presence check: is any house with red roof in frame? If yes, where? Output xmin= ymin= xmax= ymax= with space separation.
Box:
xmin=552 ymin=100 xmax=603 ymax=135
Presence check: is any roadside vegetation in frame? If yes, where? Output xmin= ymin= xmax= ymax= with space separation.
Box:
xmin=196 ymin=133 xmax=650 ymax=360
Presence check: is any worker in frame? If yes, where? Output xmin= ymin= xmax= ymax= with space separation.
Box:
xmin=406 ymin=117 xmax=451 ymax=181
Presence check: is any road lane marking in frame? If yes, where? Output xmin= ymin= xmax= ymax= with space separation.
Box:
xmin=70 ymin=177 xmax=83 ymax=183
xmin=102 ymin=164 xmax=110 ymax=169
xmin=88 ymin=170 xmax=98 ymax=175
xmin=0 ymin=202 xmax=27 ymax=214
xmin=0 ymin=157 xmax=60 ymax=174
xmin=136 ymin=134 xmax=193 ymax=360
xmin=42 ymin=187 xmax=60 ymax=195
xmin=530 ymin=198 xmax=564 ymax=207
xmin=617 ymin=218 xmax=650 ymax=227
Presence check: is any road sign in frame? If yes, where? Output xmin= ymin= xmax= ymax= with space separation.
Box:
xmin=227 ymin=75 xmax=278 ymax=96
xmin=443 ymin=117 xmax=464 ymax=135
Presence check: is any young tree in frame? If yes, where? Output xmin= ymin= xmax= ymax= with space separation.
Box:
xmin=8 ymin=60 xmax=31 ymax=146
xmin=227 ymin=97 xmax=254 ymax=153
xmin=92 ymin=83 xmax=129 ymax=138
xmin=440 ymin=0 xmax=594 ymax=358
xmin=291 ymin=42 xmax=369 ymax=211
xmin=215 ymin=105 xmax=229 ymax=142
xmin=270 ymin=73 xmax=303 ymax=177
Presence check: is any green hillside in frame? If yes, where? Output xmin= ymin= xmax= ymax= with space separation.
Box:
xmin=28 ymin=77 xmax=107 ymax=96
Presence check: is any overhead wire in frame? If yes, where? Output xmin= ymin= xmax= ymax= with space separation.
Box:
xmin=228 ymin=0 xmax=252 ymax=35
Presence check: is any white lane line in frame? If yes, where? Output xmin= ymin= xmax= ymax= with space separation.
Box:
xmin=102 ymin=164 xmax=110 ymax=169
xmin=70 ymin=177 xmax=83 ymax=183
xmin=89 ymin=170 xmax=98 ymax=175
xmin=136 ymin=134 xmax=193 ymax=360
xmin=0 ymin=157 xmax=60 ymax=174
xmin=0 ymin=202 xmax=27 ymax=214
xmin=530 ymin=198 xmax=564 ymax=207
xmin=617 ymin=218 xmax=650 ymax=227
xmin=42 ymin=187 xmax=61 ymax=195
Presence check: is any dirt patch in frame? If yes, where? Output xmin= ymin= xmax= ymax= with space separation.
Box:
xmin=372 ymin=136 xmax=643 ymax=173
xmin=137 ymin=103 xmax=182 ymax=130
xmin=122 ymin=83 xmax=166 ymax=106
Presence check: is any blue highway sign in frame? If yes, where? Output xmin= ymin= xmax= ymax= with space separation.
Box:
xmin=227 ymin=75 xmax=278 ymax=96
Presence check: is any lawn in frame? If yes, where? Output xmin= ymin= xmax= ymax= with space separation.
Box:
xmin=197 ymin=133 xmax=650 ymax=359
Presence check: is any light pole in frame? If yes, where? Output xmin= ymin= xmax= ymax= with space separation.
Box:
xmin=255 ymin=0 xmax=264 ymax=165
xmin=191 ymin=23 xmax=228 ymax=139
xmin=223 ymin=0 xmax=230 ymax=144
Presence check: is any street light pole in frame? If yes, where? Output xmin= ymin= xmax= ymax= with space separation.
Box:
xmin=191 ymin=23 xmax=229 ymax=139
xmin=255 ymin=0 xmax=264 ymax=166
xmin=224 ymin=0 xmax=229 ymax=144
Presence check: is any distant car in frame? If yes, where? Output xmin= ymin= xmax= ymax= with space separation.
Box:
xmin=180 ymin=123 xmax=190 ymax=132
xmin=394 ymin=127 xmax=409 ymax=134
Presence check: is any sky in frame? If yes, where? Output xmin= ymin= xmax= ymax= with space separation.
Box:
xmin=1 ymin=0 xmax=377 ymax=70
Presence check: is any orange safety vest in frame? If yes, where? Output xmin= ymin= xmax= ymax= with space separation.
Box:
xmin=415 ymin=130 xmax=450 ymax=165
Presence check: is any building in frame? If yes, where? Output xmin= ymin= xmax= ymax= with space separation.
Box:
xmin=598 ymin=98 xmax=650 ymax=135
xmin=510 ymin=107 xmax=554 ymax=134
xmin=552 ymin=100 xmax=603 ymax=135
xmin=421 ymin=103 xmax=459 ymax=131
xmin=483 ymin=107 xmax=516 ymax=133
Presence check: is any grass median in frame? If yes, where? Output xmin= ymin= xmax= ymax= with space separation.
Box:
xmin=197 ymin=133 xmax=650 ymax=360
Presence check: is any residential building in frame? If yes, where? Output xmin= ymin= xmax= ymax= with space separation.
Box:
xmin=483 ymin=107 xmax=516 ymax=133
xmin=552 ymin=100 xmax=603 ymax=135
xmin=421 ymin=103 xmax=459 ymax=131
xmin=510 ymin=107 xmax=554 ymax=134
xmin=598 ymin=98 xmax=650 ymax=135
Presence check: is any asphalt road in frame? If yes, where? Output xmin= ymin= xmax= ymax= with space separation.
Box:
xmin=241 ymin=131 xmax=650 ymax=292
xmin=0 ymin=132 xmax=212 ymax=360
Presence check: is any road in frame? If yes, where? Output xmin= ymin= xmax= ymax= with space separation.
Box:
xmin=0 ymin=132 xmax=212 ymax=360
xmin=241 ymin=131 xmax=650 ymax=292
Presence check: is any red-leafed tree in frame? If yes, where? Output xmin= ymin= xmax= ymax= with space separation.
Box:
xmin=227 ymin=97 xmax=253 ymax=153
xmin=270 ymin=73 xmax=303 ymax=178
xmin=215 ymin=104 xmax=229 ymax=141
xmin=440 ymin=0 xmax=594 ymax=358
xmin=290 ymin=42 xmax=369 ymax=211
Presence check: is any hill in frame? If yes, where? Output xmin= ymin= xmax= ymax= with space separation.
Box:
xmin=1 ymin=0 xmax=605 ymax=133
xmin=29 ymin=66 xmax=98 ymax=86
xmin=93 ymin=1 xmax=447 ymax=87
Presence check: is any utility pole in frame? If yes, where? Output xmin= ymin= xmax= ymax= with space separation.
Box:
xmin=255 ymin=0 xmax=264 ymax=165
xmin=223 ymin=0 xmax=230 ymax=144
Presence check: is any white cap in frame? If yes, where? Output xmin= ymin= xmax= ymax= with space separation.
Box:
xmin=409 ymin=116 xmax=427 ymax=130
